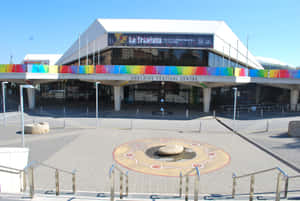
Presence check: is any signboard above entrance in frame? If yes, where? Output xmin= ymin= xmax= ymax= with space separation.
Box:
xmin=108 ymin=33 xmax=214 ymax=48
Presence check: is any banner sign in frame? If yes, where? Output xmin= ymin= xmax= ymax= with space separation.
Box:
xmin=108 ymin=33 xmax=213 ymax=48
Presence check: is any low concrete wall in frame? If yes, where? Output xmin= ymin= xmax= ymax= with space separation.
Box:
xmin=288 ymin=121 xmax=300 ymax=137
xmin=0 ymin=148 xmax=29 ymax=193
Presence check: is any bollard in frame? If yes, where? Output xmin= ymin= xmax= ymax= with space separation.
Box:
xmin=186 ymin=109 xmax=189 ymax=119
xmin=275 ymin=172 xmax=282 ymax=201
xmin=63 ymin=106 xmax=66 ymax=117
xmin=249 ymin=175 xmax=255 ymax=201
xmin=72 ymin=172 xmax=76 ymax=194
xmin=136 ymin=108 xmax=139 ymax=115
xmin=213 ymin=110 xmax=216 ymax=119
xmin=266 ymin=120 xmax=269 ymax=132
xmin=232 ymin=174 xmax=236 ymax=198
xmin=199 ymin=121 xmax=201 ymax=133
xmin=55 ymin=169 xmax=59 ymax=196
xmin=179 ymin=172 xmax=183 ymax=197
xmin=260 ymin=109 xmax=263 ymax=118
xmin=120 ymin=173 xmax=123 ymax=199
xmin=86 ymin=107 xmax=89 ymax=115
xmin=185 ymin=176 xmax=189 ymax=201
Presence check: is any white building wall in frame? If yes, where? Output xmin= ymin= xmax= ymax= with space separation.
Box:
xmin=57 ymin=20 xmax=108 ymax=65
xmin=214 ymin=22 xmax=263 ymax=69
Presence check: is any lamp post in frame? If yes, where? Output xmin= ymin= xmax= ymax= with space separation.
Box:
xmin=20 ymin=84 xmax=34 ymax=147
xmin=95 ymin=82 xmax=100 ymax=127
xmin=2 ymin=82 xmax=8 ymax=125
xmin=233 ymin=87 xmax=238 ymax=131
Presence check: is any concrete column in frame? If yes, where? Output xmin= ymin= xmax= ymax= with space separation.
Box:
xmin=255 ymin=85 xmax=261 ymax=104
xmin=26 ymin=88 xmax=35 ymax=109
xmin=290 ymin=89 xmax=299 ymax=111
xmin=203 ymin=88 xmax=211 ymax=113
xmin=114 ymin=86 xmax=121 ymax=111
xmin=120 ymin=86 xmax=124 ymax=101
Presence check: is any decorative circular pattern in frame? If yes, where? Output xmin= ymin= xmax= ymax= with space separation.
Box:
xmin=113 ymin=138 xmax=230 ymax=177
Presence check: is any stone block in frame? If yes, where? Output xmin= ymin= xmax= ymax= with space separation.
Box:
xmin=288 ymin=121 xmax=300 ymax=137
xmin=24 ymin=122 xmax=50 ymax=134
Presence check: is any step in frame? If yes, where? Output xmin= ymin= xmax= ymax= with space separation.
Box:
xmin=1 ymin=191 xmax=299 ymax=201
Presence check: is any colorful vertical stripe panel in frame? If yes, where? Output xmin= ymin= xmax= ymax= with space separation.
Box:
xmin=269 ymin=70 xmax=280 ymax=78
xmin=49 ymin=65 xmax=59 ymax=73
xmin=2 ymin=64 xmax=300 ymax=80
xmin=234 ymin=68 xmax=248 ymax=77
xmin=279 ymin=70 xmax=290 ymax=78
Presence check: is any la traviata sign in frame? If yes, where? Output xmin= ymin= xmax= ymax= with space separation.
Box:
xmin=108 ymin=33 xmax=213 ymax=48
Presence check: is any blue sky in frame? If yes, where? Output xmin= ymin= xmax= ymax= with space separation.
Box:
xmin=0 ymin=0 xmax=299 ymax=66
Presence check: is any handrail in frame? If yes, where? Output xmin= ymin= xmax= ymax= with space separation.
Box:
xmin=24 ymin=160 xmax=76 ymax=198
xmin=232 ymin=167 xmax=288 ymax=201
xmin=179 ymin=167 xmax=200 ymax=201
xmin=24 ymin=160 xmax=74 ymax=174
xmin=284 ymin=174 xmax=300 ymax=199
xmin=0 ymin=164 xmax=25 ymax=192
xmin=0 ymin=165 xmax=23 ymax=172
xmin=109 ymin=164 xmax=129 ymax=201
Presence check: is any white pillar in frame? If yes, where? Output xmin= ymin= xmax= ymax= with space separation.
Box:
xmin=120 ymin=86 xmax=124 ymax=101
xmin=26 ymin=88 xmax=35 ymax=109
xmin=203 ymin=88 xmax=211 ymax=113
xmin=290 ymin=89 xmax=299 ymax=111
xmin=114 ymin=86 xmax=121 ymax=111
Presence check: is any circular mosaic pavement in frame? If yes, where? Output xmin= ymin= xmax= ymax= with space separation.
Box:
xmin=113 ymin=138 xmax=230 ymax=177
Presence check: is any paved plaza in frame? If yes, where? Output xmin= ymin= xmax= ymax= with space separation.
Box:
xmin=0 ymin=111 xmax=299 ymax=198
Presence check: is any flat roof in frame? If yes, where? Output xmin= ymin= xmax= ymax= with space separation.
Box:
xmin=97 ymin=19 xmax=225 ymax=34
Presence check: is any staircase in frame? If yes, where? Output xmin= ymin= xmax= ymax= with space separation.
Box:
xmin=0 ymin=163 xmax=299 ymax=201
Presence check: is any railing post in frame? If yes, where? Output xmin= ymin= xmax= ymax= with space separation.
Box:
xmin=179 ymin=172 xmax=183 ymax=197
xmin=55 ymin=169 xmax=59 ymax=196
xmin=125 ymin=171 xmax=128 ymax=197
xmin=72 ymin=171 xmax=76 ymax=194
xmin=120 ymin=173 xmax=123 ymax=199
xmin=232 ymin=173 xmax=236 ymax=198
xmin=23 ymin=170 xmax=26 ymax=192
xmin=284 ymin=177 xmax=289 ymax=199
xmin=275 ymin=172 xmax=282 ymax=201
xmin=194 ymin=167 xmax=200 ymax=201
xmin=110 ymin=166 xmax=115 ymax=201
xmin=249 ymin=175 xmax=255 ymax=201
xmin=29 ymin=167 xmax=34 ymax=198
xmin=185 ymin=176 xmax=189 ymax=201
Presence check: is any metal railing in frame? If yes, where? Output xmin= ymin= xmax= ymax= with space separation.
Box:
xmin=0 ymin=165 xmax=25 ymax=192
xmin=24 ymin=161 xmax=76 ymax=198
xmin=284 ymin=174 xmax=300 ymax=199
xmin=109 ymin=164 xmax=128 ymax=201
xmin=179 ymin=167 xmax=200 ymax=201
xmin=232 ymin=167 xmax=288 ymax=201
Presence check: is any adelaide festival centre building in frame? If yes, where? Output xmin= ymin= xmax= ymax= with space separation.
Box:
xmin=2 ymin=19 xmax=300 ymax=114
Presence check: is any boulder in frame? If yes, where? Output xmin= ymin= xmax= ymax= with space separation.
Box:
xmin=288 ymin=121 xmax=300 ymax=137
xmin=157 ymin=144 xmax=184 ymax=155
xmin=24 ymin=122 xmax=50 ymax=134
